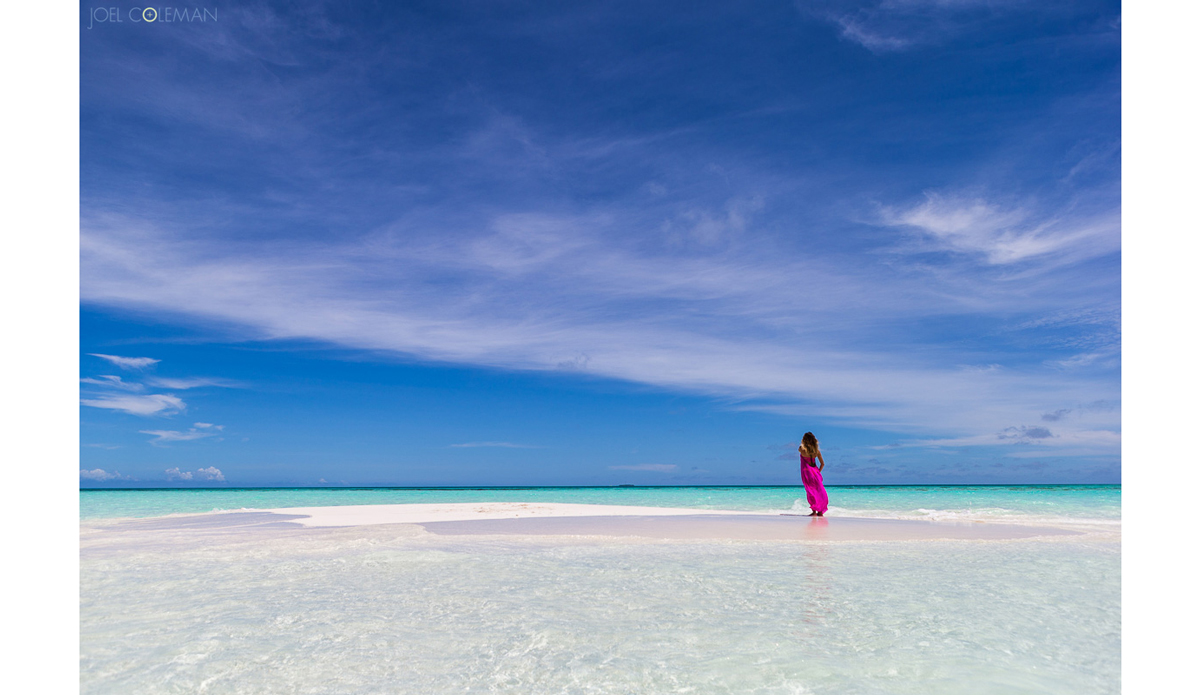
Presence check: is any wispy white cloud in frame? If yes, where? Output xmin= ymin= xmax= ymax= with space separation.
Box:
xmin=81 ymin=393 xmax=185 ymax=416
xmin=450 ymin=441 xmax=541 ymax=449
xmin=80 ymin=468 xmax=126 ymax=481
xmin=820 ymin=0 xmax=1052 ymax=53
xmin=878 ymin=426 xmax=1120 ymax=451
xmin=879 ymin=193 xmax=1120 ymax=265
xmin=81 ymin=364 xmax=238 ymax=448
xmin=80 ymin=375 xmax=144 ymax=391
xmin=80 ymin=208 xmax=1119 ymax=448
xmin=81 ymin=361 xmax=235 ymax=420
xmin=608 ymin=464 xmax=678 ymax=472
xmin=89 ymin=353 xmax=160 ymax=370
xmin=835 ymin=17 xmax=912 ymax=52
xmin=164 ymin=467 xmax=193 ymax=481
xmin=1047 ymin=348 xmax=1120 ymax=371
xmin=140 ymin=423 xmax=224 ymax=444
xmin=144 ymin=377 xmax=239 ymax=389
xmin=661 ymin=197 xmax=764 ymax=248
xmin=72 ymin=0 xmax=1120 ymax=485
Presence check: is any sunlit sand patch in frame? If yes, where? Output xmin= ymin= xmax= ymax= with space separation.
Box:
xmin=261 ymin=501 xmax=765 ymax=527
xmin=85 ymin=503 xmax=1082 ymax=544
xmin=419 ymin=513 xmax=1080 ymax=541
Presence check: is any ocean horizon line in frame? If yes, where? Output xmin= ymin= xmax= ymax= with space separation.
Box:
xmin=81 ymin=483 xmax=1121 ymax=492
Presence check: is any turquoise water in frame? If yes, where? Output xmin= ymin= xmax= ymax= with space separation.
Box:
xmin=81 ymin=500 xmax=1120 ymax=694
xmin=81 ymin=486 xmax=1120 ymax=693
xmin=81 ymin=485 xmax=1120 ymax=525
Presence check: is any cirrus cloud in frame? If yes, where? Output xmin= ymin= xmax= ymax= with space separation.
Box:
xmin=81 ymin=393 xmax=185 ymax=416
xmin=879 ymin=193 xmax=1120 ymax=266
xmin=81 ymin=206 xmax=1119 ymax=450
xmin=144 ymin=377 xmax=240 ymax=390
xmin=89 ymin=353 xmax=160 ymax=370
xmin=140 ymin=423 xmax=224 ymax=444
xmin=80 ymin=375 xmax=144 ymax=391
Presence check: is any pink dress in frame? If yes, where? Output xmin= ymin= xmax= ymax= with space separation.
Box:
xmin=800 ymin=454 xmax=828 ymax=514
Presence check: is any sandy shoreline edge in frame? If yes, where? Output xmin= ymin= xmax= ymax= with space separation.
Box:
xmin=260 ymin=502 xmax=769 ymax=527
xmin=83 ymin=503 xmax=1097 ymax=542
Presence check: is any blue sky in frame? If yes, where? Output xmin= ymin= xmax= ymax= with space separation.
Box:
xmin=79 ymin=0 xmax=1121 ymax=487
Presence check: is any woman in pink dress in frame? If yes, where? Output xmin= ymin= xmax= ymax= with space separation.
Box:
xmin=798 ymin=432 xmax=828 ymax=516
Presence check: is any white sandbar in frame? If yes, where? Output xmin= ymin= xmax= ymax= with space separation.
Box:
xmin=243 ymin=503 xmax=1079 ymax=541
xmin=263 ymin=502 xmax=768 ymax=527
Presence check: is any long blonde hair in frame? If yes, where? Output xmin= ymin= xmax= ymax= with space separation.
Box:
xmin=800 ymin=432 xmax=818 ymax=456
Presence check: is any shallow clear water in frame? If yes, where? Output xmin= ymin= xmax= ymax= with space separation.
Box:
xmin=80 ymin=487 xmax=1120 ymax=693
xmin=80 ymin=485 xmax=1121 ymax=526
xmin=80 ymin=521 xmax=1119 ymax=694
